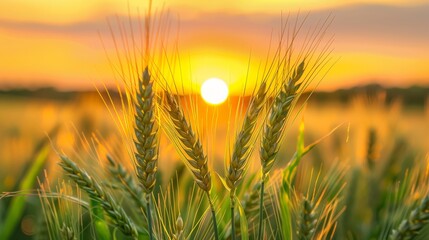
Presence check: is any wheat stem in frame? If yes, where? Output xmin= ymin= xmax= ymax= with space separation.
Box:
xmin=258 ymin=180 xmax=265 ymax=240
xmin=146 ymin=194 xmax=154 ymax=240
xmin=207 ymin=193 xmax=220 ymax=240
xmin=231 ymin=196 xmax=236 ymax=240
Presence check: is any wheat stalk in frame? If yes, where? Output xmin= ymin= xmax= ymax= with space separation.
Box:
xmin=133 ymin=66 xmax=158 ymax=239
xmin=163 ymin=91 xmax=218 ymax=240
xmin=59 ymin=155 xmax=139 ymax=239
xmin=390 ymin=195 xmax=429 ymax=240
xmin=227 ymin=82 xmax=267 ymax=240
xmin=258 ymin=60 xmax=305 ymax=240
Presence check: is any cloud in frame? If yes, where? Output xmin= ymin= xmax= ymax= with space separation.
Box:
xmin=0 ymin=18 xmax=102 ymax=35
xmin=327 ymin=4 xmax=429 ymax=43
xmin=1 ymin=3 xmax=428 ymax=42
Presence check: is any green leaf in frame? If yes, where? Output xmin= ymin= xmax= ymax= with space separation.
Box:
xmin=215 ymin=172 xmax=231 ymax=192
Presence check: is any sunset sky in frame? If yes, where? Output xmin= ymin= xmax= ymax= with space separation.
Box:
xmin=0 ymin=0 xmax=428 ymax=92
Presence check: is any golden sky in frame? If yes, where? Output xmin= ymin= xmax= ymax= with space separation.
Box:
xmin=0 ymin=0 xmax=428 ymax=92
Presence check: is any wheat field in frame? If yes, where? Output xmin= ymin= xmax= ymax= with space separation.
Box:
xmin=1 ymin=5 xmax=429 ymax=240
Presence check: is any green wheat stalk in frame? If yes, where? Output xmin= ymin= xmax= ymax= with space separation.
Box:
xmin=258 ymin=60 xmax=305 ymax=240
xmin=133 ymin=67 xmax=159 ymax=240
xmin=163 ymin=91 xmax=219 ymax=240
xmin=226 ymin=82 xmax=267 ymax=240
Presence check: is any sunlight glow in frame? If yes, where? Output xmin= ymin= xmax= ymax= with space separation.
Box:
xmin=201 ymin=78 xmax=229 ymax=105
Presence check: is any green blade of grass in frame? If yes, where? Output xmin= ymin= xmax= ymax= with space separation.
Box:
xmin=0 ymin=142 xmax=50 ymax=240
xmin=280 ymin=192 xmax=293 ymax=240
xmin=90 ymin=199 xmax=112 ymax=240
xmin=282 ymin=122 xmax=340 ymax=195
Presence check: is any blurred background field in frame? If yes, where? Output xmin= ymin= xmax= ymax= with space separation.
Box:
xmin=0 ymin=84 xmax=427 ymax=239
xmin=1 ymin=85 xmax=427 ymax=174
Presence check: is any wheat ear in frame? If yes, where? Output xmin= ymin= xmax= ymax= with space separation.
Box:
xmin=227 ymin=82 xmax=267 ymax=193
xmin=164 ymin=92 xmax=218 ymax=240
xmin=227 ymin=82 xmax=267 ymax=240
xmin=297 ymin=197 xmax=317 ymax=240
xmin=134 ymin=67 xmax=158 ymax=194
xmin=59 ymin=155 xmax=139 ymax=239
xmin=133 ymin=67 xmax=158 ymax=240
xmin=258 ymin=61 xmax=305 ymax=240
xmin=60 ymin=223 xmax=75 ymax=240
xmin=260 ymin=61 xmax=305 ymax=177
xmin=164 ymin=93 xmax=211 ymax=192
xmin=106 ymin=155 xmax=146 ymax=210
xmin=172 ymin=215 xmax=184 ymax=240
xmin=390 ymin=195 xmax=429 ymax=240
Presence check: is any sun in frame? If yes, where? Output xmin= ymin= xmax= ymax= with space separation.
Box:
xmin=201 ymin=78 xmax=229 ymax=105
